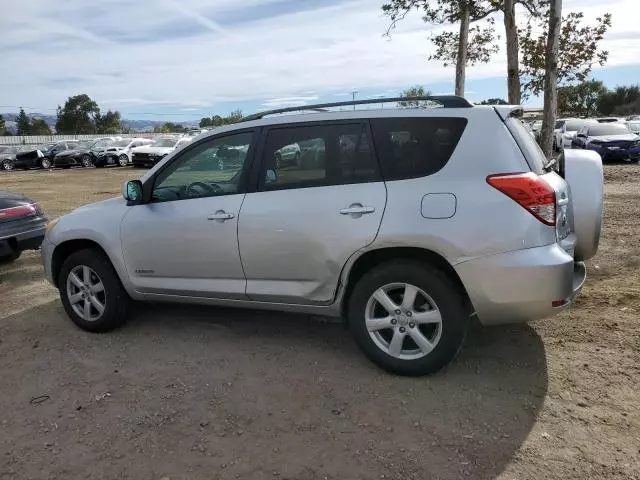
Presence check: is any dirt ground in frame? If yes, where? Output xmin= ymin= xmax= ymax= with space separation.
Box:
xmin=0 ymin=166 xmax=638 ymax=480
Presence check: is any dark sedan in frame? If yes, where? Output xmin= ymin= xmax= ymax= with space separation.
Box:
xmin=53 ymin=139 xmax=114 ymax=168
xmin=13 ymin=141 xmax=78 ymax=169
xmin=573 ymin=123 xmax=640 ymax=162
xmin=0 ymin=191 xmax=48 ymax=264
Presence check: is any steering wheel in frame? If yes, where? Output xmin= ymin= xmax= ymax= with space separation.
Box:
xmin=185 ymin=181 xmax=223 ymax=197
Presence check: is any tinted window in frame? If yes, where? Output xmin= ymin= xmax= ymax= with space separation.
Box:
xmin=153 ymin=131 xmax=254 ymax=202
xmin=370 ymin=117 xmax=467 ymax=180
xmin=260 ymin=123 xmax=380 ymax=191
xmin=588 ymin=124 xmax=630 ymax=136
xmin=505 ymin=117 xmax=546 ymax=174
xmin=555 ymin=120 xmax=566 ymax=129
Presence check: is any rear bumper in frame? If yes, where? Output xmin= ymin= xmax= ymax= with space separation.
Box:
xmin=0 ymin=224 xmax=46 ymax=255
xmin=455 ymin=243 xmax=586 ymax=325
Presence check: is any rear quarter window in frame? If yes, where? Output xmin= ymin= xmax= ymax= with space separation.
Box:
xmin=505 ymin=117 xmax=546 ymax=174
xmin=370 ymin=117 xmax=467 ymax=180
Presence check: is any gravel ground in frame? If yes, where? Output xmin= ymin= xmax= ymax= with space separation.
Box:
xmin=0 ymin=165 xmax=638 ymax=480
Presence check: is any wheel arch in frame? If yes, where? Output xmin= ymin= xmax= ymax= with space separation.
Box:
xmin=51 ymin=239 xmax=119 ymax=289
xmin=339 ymin=246 xmax=474 ymax=319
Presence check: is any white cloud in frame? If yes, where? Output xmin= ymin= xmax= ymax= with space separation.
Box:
xmin=0 ymin=0 xmax=637 ymax=115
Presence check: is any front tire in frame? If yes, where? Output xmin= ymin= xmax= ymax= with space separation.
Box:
xmin=81 ymin=154 xmax=92 ymax=168
xmin=2 ymin=160 xmax=13 ymax=171
xmin=118 ymin=154 xmax=129 ymax=167
xmin=347 ymin=261 xmax=469 ymax=376
xmin=40 ymin=158 xmax=52 ymax=169
xmin=58 ymin=249 xmax=129 ymax=332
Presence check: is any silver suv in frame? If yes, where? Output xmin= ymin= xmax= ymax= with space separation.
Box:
xmin=41 ymin=96 xmax=603 ymax=376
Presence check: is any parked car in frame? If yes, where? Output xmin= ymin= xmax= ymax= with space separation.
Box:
xmin=41 ymin=97 xmax=602 ymax=376
xmin=0 ymin=146 xmax=18 ymax=171
xmin=131 ymin=137 xmax=191 ymax=168
xmin=555 ymin=118 xmax=599 ymax=151
xmin=53 ymin=138 xmax=115 ymax=168
xmin=625 ymin=120 xmax=640 ymax=135
xmin=596 ymin=117 xmax=624 ymax=123
xmin=573 ymin=123 xmax=640 ymax=162
xmin=94 ymin=138 xmax=154 ymax=168
xmin=552 ymin=119 xmax=567 ymax=151
xmin=0 ymin=191 xmax=48 ymax=263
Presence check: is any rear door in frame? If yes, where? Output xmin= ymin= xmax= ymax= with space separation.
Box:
xmin=238 ymin=121 xmax=386 ymax=304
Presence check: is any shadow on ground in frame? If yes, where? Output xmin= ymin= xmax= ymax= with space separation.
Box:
xmin=0 ymin=301 xmax=547 ymax=480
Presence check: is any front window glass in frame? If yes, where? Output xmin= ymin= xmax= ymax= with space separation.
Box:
xmin=153 ymin=132 xmax=254 ymax=202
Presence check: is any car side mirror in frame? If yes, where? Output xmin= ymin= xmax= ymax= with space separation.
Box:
xmin=123 ymin=180 xmax=143 ymax=205
xmin=265 ymin=169 xmax=277 ymax=185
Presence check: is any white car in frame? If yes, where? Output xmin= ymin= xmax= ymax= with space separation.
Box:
xmin=556 ymin=119 xmax=599 ymax=151
xmin=131 ymin=137 xmax=191 ymax=168
xmin=94 ymin=138 xmax=154 ymax=167
xmin=625 ymin=120 xmax=640 ymax=135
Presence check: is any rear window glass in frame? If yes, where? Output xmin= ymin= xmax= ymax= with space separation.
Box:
xmin=505 ymin=117 xmax=546 ymax=174
xmin=370 ymin=117 xmax=467 ymax=180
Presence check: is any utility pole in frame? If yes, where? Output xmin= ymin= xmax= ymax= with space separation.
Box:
xmin=352 ymin=91 xmax=358 ymax=110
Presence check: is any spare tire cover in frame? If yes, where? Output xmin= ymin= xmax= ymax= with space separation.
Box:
xmin=563 ymin=149 xmax=603 ymax=261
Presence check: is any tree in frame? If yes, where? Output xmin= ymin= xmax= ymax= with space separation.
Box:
xmin=596 ymin=85 xmax=640 ymax=116
xmin=477 ymin=97 xmax=508 ymax=105
xmin=153 ymin=122 xmax=187 ymax=133
xmin=29 ymin=119 xmax=52 ymax=135
xmin=17 ymin=108 xmax=30 ymax=136
xmin=95 ymin=110 xmax=122 ymax=134
xmin=398 ymin=85 xmax=435 ymax=107
xmin=382 ymin=0 xmax=499 ymax=96
xmin=539 ymin=0 xmax=562 ymax=159
xmin=55 ymin=94 xmax=100 ymax=134
xmin=0 ymin=115 xmax=5 ymax=135
xmin=199 ymin=110 xmax=243 ymax=128
xmin=519 ymin=11 xmax=612 ymax=99
xmin=557 ymin=80 xmax=606 ymax=117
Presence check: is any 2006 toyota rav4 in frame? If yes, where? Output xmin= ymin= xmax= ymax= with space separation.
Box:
xmin=42 ymin=96 xmax=603 ymax=376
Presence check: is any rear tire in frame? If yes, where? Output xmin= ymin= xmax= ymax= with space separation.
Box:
xmin=2 ymin=160 xmax=13 ymax=171
xmin=0 ymin=250 xmax=21 ymax=264
xmin=58 ymin=249 xmax=129 ymax=333
xmin=81 ymin=155 xmax=92 ymax=168
xmin=118 ymin=154 xmax=129 ymax=167
xmin=347 ymin=261 xmax=469 ymax=376
xmin=40 ymin=158 xmax=52 ymax=169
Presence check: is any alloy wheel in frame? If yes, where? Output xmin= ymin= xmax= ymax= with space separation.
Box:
xmin=81 ymin=155 xmax=92 ymax=167
xmin=364 ymin=282 xmax=443 ymax=360
xmin=118 ymin=154 xmax=128 ymax=167
xmin=41 ymin=158 xmax=51 ymax=169
xmin=2 ymin=160 xmax=13 ymax=171
xmin=66 ymin=265 xmax=106 ymax=322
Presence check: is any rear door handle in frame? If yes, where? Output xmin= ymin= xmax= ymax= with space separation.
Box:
xmin=207 ymin=211 xmax=234 ymax=221
xmin=340 ymin=204 xmax=375 ymax=216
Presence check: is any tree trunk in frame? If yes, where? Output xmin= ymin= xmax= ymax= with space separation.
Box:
xmin=455 ymin=1 xmax=470 ymax=97
xmin=504 ymin=0 xmax=520 ymax=104
xmin=540 ymin=0 xmax=562 ymax=160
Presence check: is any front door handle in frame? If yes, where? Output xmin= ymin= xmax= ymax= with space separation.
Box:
xmin=340 ymin=204 xmax=375 ymax=216
xmin=207 ymin=211 xmax=234 ymax=221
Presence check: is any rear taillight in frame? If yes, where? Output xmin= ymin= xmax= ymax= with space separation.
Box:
xmin=487 ymin=172 xmax=556 ymax=226
xmin=0 ymin=203 xmax=40 ymax=221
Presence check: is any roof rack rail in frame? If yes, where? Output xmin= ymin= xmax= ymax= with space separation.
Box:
xmin=242 ymin=95 xmax=473 ymax=122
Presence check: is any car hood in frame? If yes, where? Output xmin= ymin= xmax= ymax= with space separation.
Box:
xmin=589 ymin=134 xmax=638 ymax=142
xmin=134 ymin=146 xmax=174 ymax=154
xmin=73 ymin=196 xmax=125 ymax=214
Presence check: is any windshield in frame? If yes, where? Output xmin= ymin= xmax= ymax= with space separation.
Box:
xmin=555 ymin=120 xmax=566 ymax=129
xmin=155 ymin=138 xmax=178 ymax=148
xmin=627 ymin=122 xmax=640 ymax=130
xmin=588 ymin=124 xmax=631 ymax=136
xmin=74 ymin=141 xmax=92 ymax=150
xmin=0 ymin=146 xmax=17 ymax=154
xmin=565 ymin=119 xmax=597 ymax=131
xmin=114 ymin=139 xmax=131 ymax=147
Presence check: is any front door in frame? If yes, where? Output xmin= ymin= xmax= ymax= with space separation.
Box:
xmin=238 ymin=121 xmax=386 ymax=304
xmin=121 ymin=130 xmax=257 ymax=299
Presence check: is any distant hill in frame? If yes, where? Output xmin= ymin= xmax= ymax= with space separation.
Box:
xmin=1 ymin=112 xmax=193 ymax=134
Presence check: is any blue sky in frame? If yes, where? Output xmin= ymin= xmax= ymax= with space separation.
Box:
xmin=1 ymin=0 xmax=638 ymax=121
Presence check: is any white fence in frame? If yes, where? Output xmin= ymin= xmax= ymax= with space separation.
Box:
xmin=0 ymin=133 xmax=160 ymax=146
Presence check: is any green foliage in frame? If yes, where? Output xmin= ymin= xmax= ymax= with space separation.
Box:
xmin=429 ymin=20 xmax=500 ymax=68
xmin=477 ymin=98 xmax=508 ymax=105
xmin=17 ymin=108 xmax=31 ymax=135
xmin=398 ymin=85 xmax=437 ymax=108
xmin=557 ymin=80 xmax=606 ymax=117
xmin=199 ymin=110 xmax=244 ymax=128
xmin=95 ymin=110 xmax=122 ymax=134
xmin=596 ymin=85 xmax=640 ymax=116
xmin=519 ymin=12 xmax=612 ymax=99
xmin=154 ymin=122 xmax=187 ymax=133
xmin=55 ymin=94 xmax=100 ymax=134
xmin=29 ymin=118 xmax=52 ymax=135
xmin=0 ymin=114 xmax=5 ymax=135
